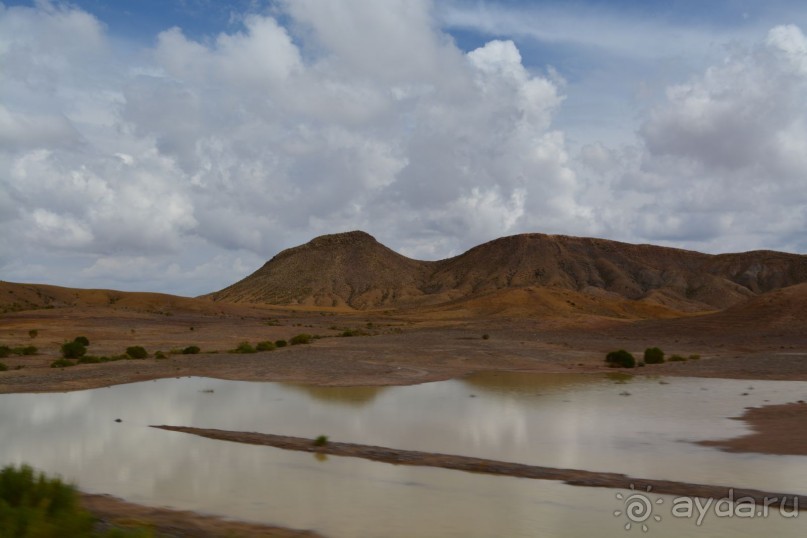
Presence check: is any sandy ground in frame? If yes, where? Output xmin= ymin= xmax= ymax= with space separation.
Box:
xmin=2 ymin=303 xmax=806 ymax=535
xmin=700 ymin=402 xmax=807 ymax=456
xmin=81 ymin=493 xmax=321 ymax=537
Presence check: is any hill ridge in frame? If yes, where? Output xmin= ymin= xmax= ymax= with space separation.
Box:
xmin=205 ymin=231 xmax=807 ymax=312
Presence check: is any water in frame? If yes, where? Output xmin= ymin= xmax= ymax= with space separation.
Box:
xmin=1 ymin=373 xmax=806 ymax=536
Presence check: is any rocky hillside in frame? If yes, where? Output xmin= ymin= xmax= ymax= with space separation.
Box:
xmin=205 ymin=231 xmax=807 ymax=312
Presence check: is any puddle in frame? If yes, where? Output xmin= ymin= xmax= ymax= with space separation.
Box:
xmin=1 ymin=374 xmax=806 ymax=536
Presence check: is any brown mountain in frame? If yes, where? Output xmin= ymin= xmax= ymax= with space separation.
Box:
xmin=205 ymin=231 xmax=807 ymax=313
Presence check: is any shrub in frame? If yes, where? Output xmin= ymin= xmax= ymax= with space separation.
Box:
xmin=51 ymin=359 xmax=75 ymax=368
xmin=77 ymin=356 xmax=101 ymax=364
xmin=339 ymin=329 xmax=367 ymax=337
xmin=0 ymin=464 xmax=93 ymax=536
xmin=605 ymin=350 xmax=636 ymax=368
xmin=20 ymin=346 xmax=37 ymax=356
xmin=689 ymin=354 xmax=701 ymax=360
xmin=314 ymin=435 xmax=329 ymax=447
xmin=73 ymin=336 xmax=90 ymax=346
xmin=125 ymin=346 xmax=148 ymax=359
xmin=668 ymin=354 xmax=687 ymax=362
xmin=0 ymin=464 xmax=152 ymax=537
xmin=643 ymin=347 xmax=665 ymax=364
xmin=182 ymin=346 xmax=200 ymax=355
xmin=28 ymin=329 xmax=38 ymax=339
xmin=61 ymin=341 xmax=87 ymax=359
xmin=274 ymin=339 xmax=287 ymax=348
xmin=234 ymin=342 xmax=256 ymax=354
xmin=482 ymin=334 xmax=490 ymax=340
xmin=290 ymin=334 xmax=312 ymax=345
xmin=0 ymin=346 xmax=10 ymax=358
xmin=256 ymin=341 xmax=276 ymax=351
xmin=154 ymin=351 xmax=168 ymax=359
xmin=0 ymin=362 xmax=7 ymax=372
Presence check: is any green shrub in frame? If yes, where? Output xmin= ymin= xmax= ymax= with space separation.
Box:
xmin=256 ymin=341 xmax=276 ymax=351
xmin=668 ymin=354 xmax=687 ymax=362
xmin=125 ymin=346 xmax=148 ymax=359
xmin=28 ymin=329 xmax=38 ymax=339
xmin=605 ymin=350 xmax=636 ymax=368
xmin=290 ymin=334 xmax=312 ymax=345
xmin=73 ymin=336 xmax=90 ymax=346
xmin=0 ymin=362 xmax=7 ymax=372
xmin=689 ymin=354 xmax=701 ymax=360
xmin=274 ymin=339 xmax=287 ymax=348
xmin=61 ymin=341 xmax=87 ymax=359
xmin=154 ymin=351 xmax=168 ymax=359
xmin=313 ymin=435 xmax=329 ymax=447
xmin=0 ymin=346 xmax=9 ymax=359
xmin=482 ymin=334 xmax=490 ymax=340
xmin=643 ymin=347 xmax=665 ymax=364
xmin=0 ymin=464 xmax=152 ymax=537
xmin=234 ymin=342 xmax=256 ymax=354
xmin=182 ymin=346 xmax=200 ymax=355
xmin=77 ymin=356 xmax=101 ymax=364
xmin=51 ymin=359 xmax=75 ymax=368
xmin=20 ymin=346 xmax=37 ymax=356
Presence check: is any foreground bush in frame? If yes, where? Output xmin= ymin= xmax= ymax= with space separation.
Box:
xmin=643 ymin=347 xmax=665 ymax=364
xmin=125 ymin=346 xmax=148 ymax=359
xmin=61 ymin=342 xmax=87 ymax=359
xmin=274 ymin=339 xmax=287 ymax=348
xmin=256 ymin=341 xmax=276 ymax=351
xmin=605 ymin=350 xmax=636 ymax=368
xmin=668 ymin=354 xmax=687 ymax=362
xmin=182 ymin=346 xmax=200 ymax=355
xmin=51 ymin=359 xmax=75 ymax=368
xmin=0 ymin=464 xmax=152 ymax=537
xmin=73 ymin=336 xmax=90 ymax=347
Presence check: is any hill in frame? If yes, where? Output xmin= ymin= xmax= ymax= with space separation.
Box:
xmin=205 ymin=231 xmax=807 ymax=313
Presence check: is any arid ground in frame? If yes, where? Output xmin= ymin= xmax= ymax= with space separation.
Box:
xmin=1 ymin=275 xmax=806 ymax=535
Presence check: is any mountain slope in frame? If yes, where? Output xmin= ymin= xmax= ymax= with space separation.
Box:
xmin=205 ymin=231 xmax=807 ymax=313
xmin=207 ymin=231 xmax=433 ymax=308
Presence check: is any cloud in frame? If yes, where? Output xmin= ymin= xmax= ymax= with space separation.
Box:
xmin=583 ymin=25 xmax=807 ymax=251
xmin=2 ymin=1 xmax=806 ymax=295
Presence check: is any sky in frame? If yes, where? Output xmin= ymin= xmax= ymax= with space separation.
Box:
xmin=1 ymin=0 xmax=807 ymax=296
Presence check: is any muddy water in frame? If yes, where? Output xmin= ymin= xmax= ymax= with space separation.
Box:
xmin=1 ymin=373 xmax=806 ymax=537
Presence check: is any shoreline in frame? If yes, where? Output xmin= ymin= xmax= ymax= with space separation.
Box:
xmin=700 ymin=402 xmax=807 ymax=456
xmin=80 ymin=492 xmax=321 ymax=537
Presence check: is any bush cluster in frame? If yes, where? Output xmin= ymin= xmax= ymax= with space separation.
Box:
xmin=606 ymin=347 xmax=701 ymax=367
xmin=0 ymin=345 xmax=37 ymax=358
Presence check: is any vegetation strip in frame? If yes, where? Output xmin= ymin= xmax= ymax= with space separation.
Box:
xmin=153 ymin=426 xmax=804 ymax=510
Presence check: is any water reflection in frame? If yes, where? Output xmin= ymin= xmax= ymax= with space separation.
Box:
xmin=1 ymin=375 xmax=807 ymax=537
xmin=283 ymin=384 xmax=387 ymax=406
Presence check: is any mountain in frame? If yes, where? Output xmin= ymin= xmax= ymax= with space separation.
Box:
xmin=205 ymin=231 xmax=807 ymax=313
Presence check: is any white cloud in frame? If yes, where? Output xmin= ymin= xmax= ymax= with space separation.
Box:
xmin=585 ymin=25 xmax=807 ymax=252
xmin=1 ymin=1 xmax=806 ymax=294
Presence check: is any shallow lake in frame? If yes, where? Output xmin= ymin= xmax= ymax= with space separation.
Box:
xmin=2 ymin=373 xmax=807 ymax=537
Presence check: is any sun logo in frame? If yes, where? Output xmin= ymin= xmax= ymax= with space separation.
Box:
xmin=614 ymin=484 xmax=664 ymax=532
